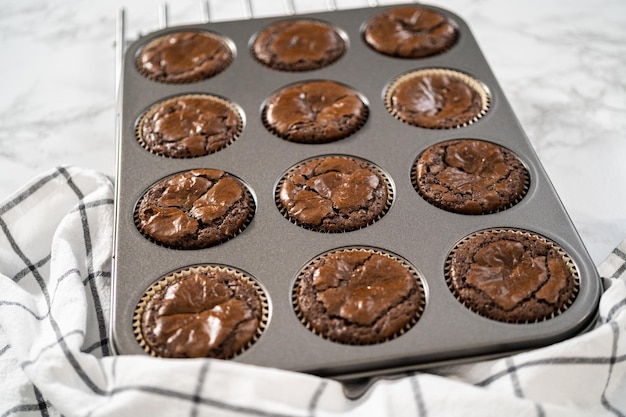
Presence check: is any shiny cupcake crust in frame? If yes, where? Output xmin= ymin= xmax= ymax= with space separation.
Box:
xmin=276 ymin=155 xmax=392 ymax=232
xmin=137 ymin=94 xmax=243 ymax=158
xmin=262 ymin=80 xmax=368 ymax=143
xmin=363 ymin=6 xmax=457 ymax=58
xmin=252 ymin=19 xmax=346 ymax=71
xmin=135 ymin=169 xmax=254 ymax=250
xmin=135 ymin=265 xmax=267 ymax=359
xmin=385 ymin=68 xmax=490 ymax=129
xmin=413 ymin=139 xmax=529 ymax=214
xmin=446 ymin=229 xmax=579 ymax=323
xmin=294 ymin=247 xmax=425 ymax=345
xmin=136 ymin=30 xmax=233 ymax=83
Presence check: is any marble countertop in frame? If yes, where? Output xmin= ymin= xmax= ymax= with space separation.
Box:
xmin=1 ymin=0 xmax=625 ymax=265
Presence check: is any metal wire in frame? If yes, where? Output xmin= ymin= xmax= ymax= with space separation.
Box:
xmin=200 ymin=0 xmax=211 ymax=22
xmin=158 ymin=3 xmax=168 ymax=28
xmin=114 ymin=8 xmax=125 ymax=103
xmin=283 ymin=0 xmax=296 ymax=15
xmin=241 ymin=0 xmax=253 ymax=19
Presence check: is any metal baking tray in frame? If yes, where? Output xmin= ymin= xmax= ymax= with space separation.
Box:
xmin=111 ymin=2 xmax=602 ymax=388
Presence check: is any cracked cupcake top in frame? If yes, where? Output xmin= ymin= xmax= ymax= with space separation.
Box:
xmin=294 ymin=248 xmax=424 ymax=345
xmin=385 ymin=69 xmax=489 ymax=129
xmin=251 ymin=19 xmax=346 ymax=71
xmin=135 ymin=169 xmax=253 ymax=249
xmin=446 ymin=229 xmax=578 ymax=323
xmin=277 ymin=156 xmax=390 ymax=232
xmin=262 ymin=80 xmax=368 ymax=143
xmin=413 ymin=139 xmax=529 ymax=214
xmin=137 ymin=94 xmax=242 ymax=158
xmin=136 ymin=31 xmax=233 ymax=83
xmin=363 ymin=6 xmax=457 ymax=58
xmin=137 ymin=265 xmax=266 ymax=358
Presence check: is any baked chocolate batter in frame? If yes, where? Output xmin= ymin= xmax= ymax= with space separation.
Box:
xmin=387 ymin=70 xmax=487 ymax=129
xmin=363 ymin=6 xmax=457 ymax=58
xmin=263 ymin=80 xmax=367 ymax=143
xmin=252 ymin=19 xmax=346 ymax=71
xmin=136 ymin=31 xmax=233 ymax=83
xmin=140 ymin=268 xmax=263 ymax=358
xmin=138 ymin=95 xmax=242 ymax=158
xmin=447 ymin=230 xmax=578 ymax=323
xmin=135 ymin=169 xmax=253 ymax=249
xmin=414 ymin=139 xmax=529 ymax=214
xmin=278 ymin=156 xmax=389 ymax=232
xmin=296 ymin=249 xmax=424 ymax=344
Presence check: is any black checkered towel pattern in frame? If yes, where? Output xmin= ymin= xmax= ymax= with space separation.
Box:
xmin=1 ymin=166 xmax=625 ymax=416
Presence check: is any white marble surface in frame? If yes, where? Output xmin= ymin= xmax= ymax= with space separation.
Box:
xmin=1 ymin=0 xmax=625 ymax=265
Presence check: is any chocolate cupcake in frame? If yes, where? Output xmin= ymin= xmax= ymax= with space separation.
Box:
xmin=294 ymin=247 xmax=425 ymax=345
xmin=137 ymin=94 xmax=243 ymax=158
xmin=363 ymin=6 xmax=457 ymax=58
xmin=276 ymin=155 xmax=392 ymax=232
xmin=135 ymin=264 xmax=268 ymax=359
xmin=262 ymin=80 xmax=368 ymax=144
xmin=251 ymin=19 xmax=346 ymax=71
xmin=413 ymin=139 xmax=529 ymax=215
xmin=135 ymin=169 xmax=254 ymax=249
xmin=136 ymin=30 xmax=233 ymax=83
xmin=385 ymin=68 xmax=490 ymax=129
xmin=446 ymin=229 xmax=579 ymax=323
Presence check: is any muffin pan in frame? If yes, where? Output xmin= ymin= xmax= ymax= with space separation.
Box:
xmin=111 ymin=4 xmax=602 ymax=387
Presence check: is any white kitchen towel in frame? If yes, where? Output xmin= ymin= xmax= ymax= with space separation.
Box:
xmin=1 ymin=166 xmax=624 ymax=417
